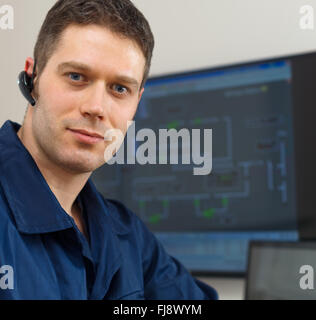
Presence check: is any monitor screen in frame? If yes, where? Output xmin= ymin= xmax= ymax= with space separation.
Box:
xmin=245 ymin=241 xmax=316 ymax=300
xmin=91 ymin=51 xmax=316 ymax=275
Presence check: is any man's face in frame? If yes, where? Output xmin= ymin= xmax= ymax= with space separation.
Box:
xmin=31 ymin=24 xmax=145 ymax=173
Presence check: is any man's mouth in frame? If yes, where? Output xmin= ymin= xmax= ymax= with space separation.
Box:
xmin=68 ymin=128 xmax=104 ymax=144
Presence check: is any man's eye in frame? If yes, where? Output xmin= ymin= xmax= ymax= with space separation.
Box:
xmin=68 ymin=73 xmax=83 ymax=82
xmin=113 ymin=84 xmax=128 ymax=94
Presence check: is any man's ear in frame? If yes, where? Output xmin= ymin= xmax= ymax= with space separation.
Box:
xmin=24 ymin=57 xmax=38 ymax=93
xmin=24 ymin=57 xmax=36 ymax=78
xmin=138 ymin=87 xmax=144 ymax=104
xmin=131 ymin=87 xmax=145 ymax=120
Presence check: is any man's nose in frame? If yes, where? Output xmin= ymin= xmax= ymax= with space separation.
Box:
xmin=79 ymin=83 xmax=109 ymax=120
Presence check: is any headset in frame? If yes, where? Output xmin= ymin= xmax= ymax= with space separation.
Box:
xmin=17 ymin=60 xmax=37 ymax=107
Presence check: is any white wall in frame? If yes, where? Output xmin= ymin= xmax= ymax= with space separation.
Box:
xmin=0 ymin=0 xmax=56 ymax=126
xmin=137 ymin=0 xmax=316 ymax=76
xmin=0 ymin=0 xmax=315 ymax=299
xmin=198 ymin=277 xmax=245 ymax=300
xmin=0 ymin=0 xmax=315 ymax=126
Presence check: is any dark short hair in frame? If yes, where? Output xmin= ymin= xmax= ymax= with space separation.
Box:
xmin=33 ymin=0 xmax=154 ymax=88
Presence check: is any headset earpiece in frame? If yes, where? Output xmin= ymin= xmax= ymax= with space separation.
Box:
xmin=17 ymin=61 xmax=37 ymax=107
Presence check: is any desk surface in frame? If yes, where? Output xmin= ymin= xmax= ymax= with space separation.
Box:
xmin=197 ymin=276 xmax=246 ymax=300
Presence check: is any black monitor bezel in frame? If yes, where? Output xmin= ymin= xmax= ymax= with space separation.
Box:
xmin=143 ymin=50 xmax=316 ymax=276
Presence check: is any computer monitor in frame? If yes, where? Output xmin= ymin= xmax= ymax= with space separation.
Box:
xmin=245 ymin=241 xmax=316 ymax=300
xmin=92 ymin=51 xmax=316 ymax=275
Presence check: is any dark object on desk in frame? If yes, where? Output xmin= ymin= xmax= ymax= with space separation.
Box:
xmin=245 ymin=241 xmax=316 ymax=300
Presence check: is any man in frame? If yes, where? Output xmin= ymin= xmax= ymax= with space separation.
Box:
xmin=0 ymin=0 xmax=218 ymax=299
